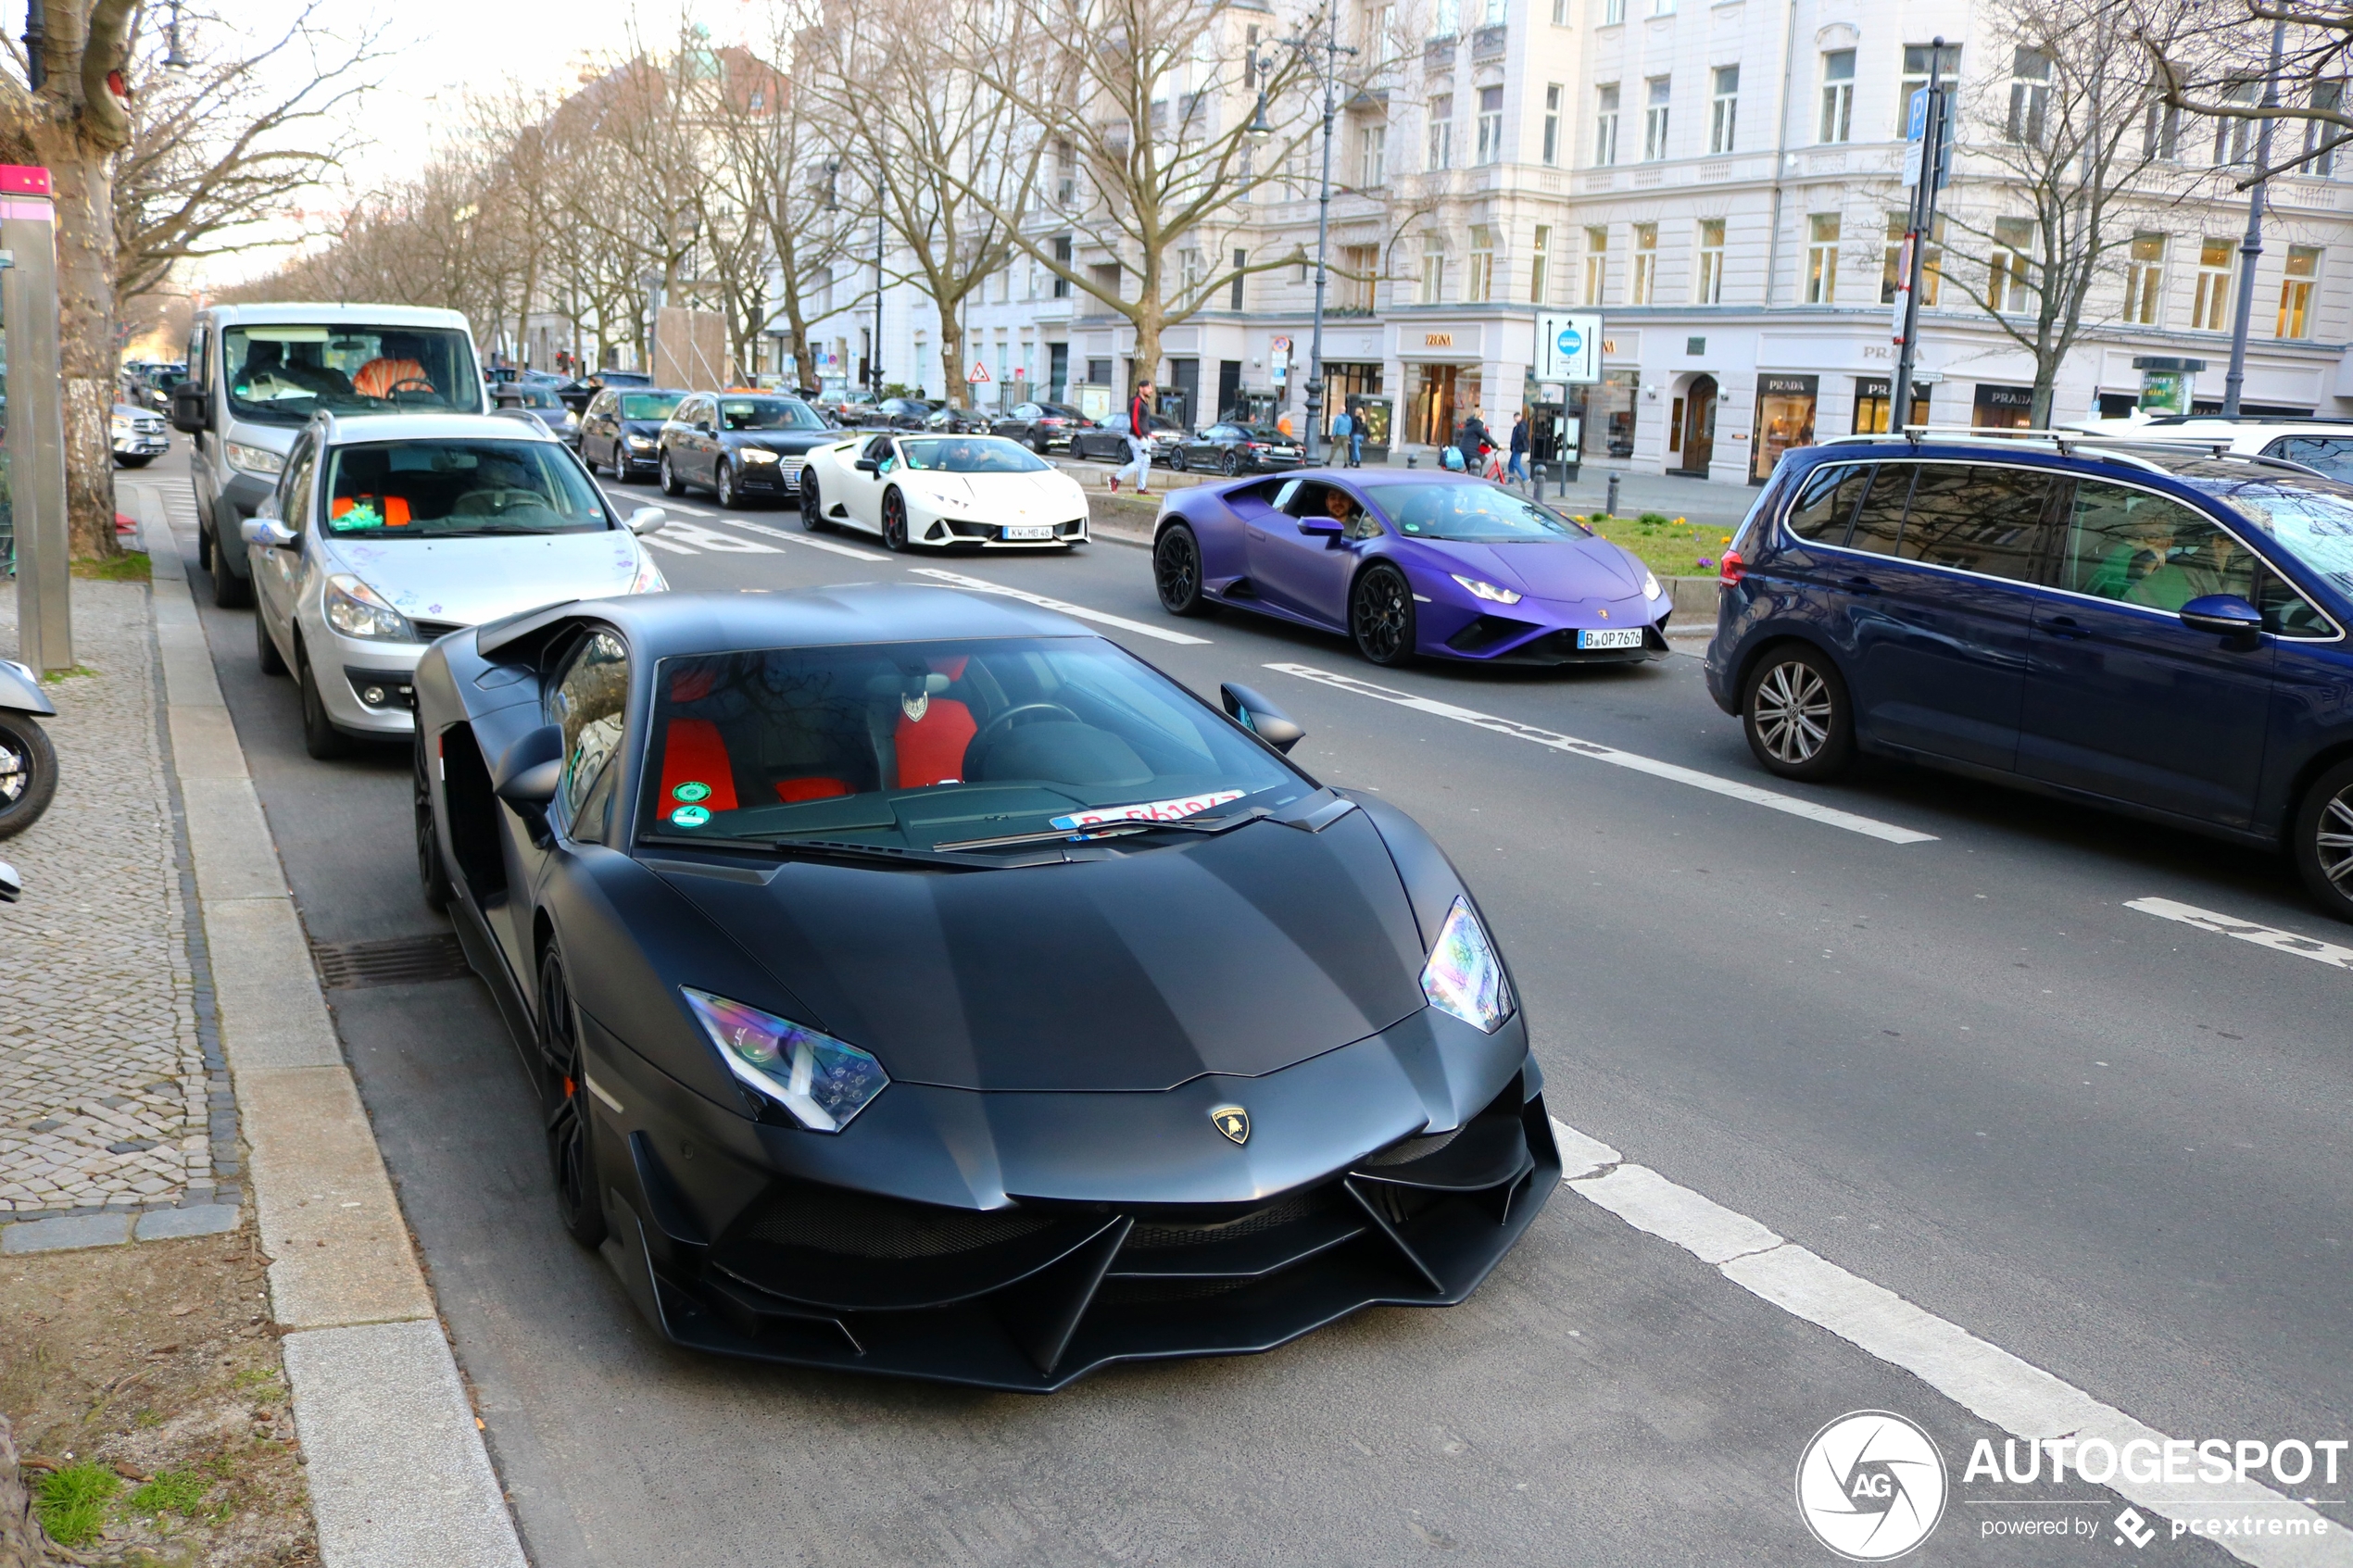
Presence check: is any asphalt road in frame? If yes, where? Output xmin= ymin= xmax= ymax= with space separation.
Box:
xmin=163 ymin=452 xmax=2345 ymax=1564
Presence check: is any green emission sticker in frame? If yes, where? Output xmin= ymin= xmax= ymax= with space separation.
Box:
xmin=670 ymin=804 xmax=711 ymax=827
xmin=672 ymin=781 xmax=712 ymax=803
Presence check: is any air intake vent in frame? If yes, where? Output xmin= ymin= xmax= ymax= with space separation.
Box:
xmin=309 ymin=933 xmax=472 ymax=990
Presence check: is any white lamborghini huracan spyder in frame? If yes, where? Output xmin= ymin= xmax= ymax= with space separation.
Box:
xmin=797 ymin=433 xmax=1091 ymax=551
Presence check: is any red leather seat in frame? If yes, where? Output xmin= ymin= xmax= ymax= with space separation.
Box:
xmin=657 ymin=719 xmax=738 ymax=810
xmin=895 ymin=700 xmax=975 ymax=788
xmin=774 ymin=776 xmax=852 ymax=803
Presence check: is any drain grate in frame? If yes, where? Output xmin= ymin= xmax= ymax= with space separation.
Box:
xmin=309 ymin=933 xmax=472 ymax=990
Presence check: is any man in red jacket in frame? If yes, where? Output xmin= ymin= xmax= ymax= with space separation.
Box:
xmin=1110 ymin=379 xmax=1154 ymax=495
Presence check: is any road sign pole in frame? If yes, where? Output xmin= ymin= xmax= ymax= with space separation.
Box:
xmin=3 ymin=166 xmax=69 ymax=672
xmin=1890 ymin=38 xmax=1946 ymax=439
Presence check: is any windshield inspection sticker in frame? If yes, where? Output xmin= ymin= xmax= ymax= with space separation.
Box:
xmin=672 ymin=781 xmax=711 ymax=803
xmin=1051 ymin=791 xmax=1243 ymax=831
xmin=670 ymin=805 xmax=711 ymax=827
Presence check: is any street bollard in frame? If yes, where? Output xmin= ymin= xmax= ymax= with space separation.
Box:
xmin=1605 ymin=471 xmax=1619 ymax=519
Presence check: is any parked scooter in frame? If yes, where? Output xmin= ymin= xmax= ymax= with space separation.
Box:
xmin=0 ymin=659 xmax=58 ymax=839
xmin=0 ymin=859 xmax=19 ymax=901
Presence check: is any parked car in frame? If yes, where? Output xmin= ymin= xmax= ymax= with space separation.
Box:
xmin=491 ymin=380 xmax=582 ymax=445
xmin=1069 ymin=411 xmax=1184 ymax=464
xmin=989 ymin=401 xmax=1088 ymax=453
xmin=579 ymin=387 xmax=687 ymax=482
xmin=1169 ymin=422 xmax=1304 ymax=475
xmin=1153 ymin=470 xmax=1667 ymax=667
xmin=839 ymin=395 xmax=935 ymax=430
xmin=111 ymin=402 xmax=169 ymax=467
xmin=799 ymin=432 xmax=1089 ymax=550
xmin=924 ymin=403 xmax=993 ymax=434
xmin=656 ymin=392 xmax=840 ymax=508
xmin=410 ymin=583 xmax=1555 ymax=1386
xmin=557 ymin=369 xmax=652 ymax=415
xmin=2064 ymin=415 xmax=2353 ymax=484
xmin=1708 ymin=433 xmax=2353 ymax=921
xmin=240 ymin=411 xmax=668 ymax=759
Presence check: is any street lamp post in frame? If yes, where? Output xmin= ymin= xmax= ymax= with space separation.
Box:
xmin=1890 ymin=37 xmax=1949 ymax=438
xmin=2222 ymin=18 xmax=2287 ymax=420
xmin=1293 ymin=13 xmax=1355 ymax=467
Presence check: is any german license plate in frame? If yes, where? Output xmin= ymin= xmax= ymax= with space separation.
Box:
xmin=1003 ymin=525 xmax=1054 ymax=540
xmin=1577 ymin=627 xmax=1644 ymax=650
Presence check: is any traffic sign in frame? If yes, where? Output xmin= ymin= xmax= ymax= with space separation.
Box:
xmin=1535 ymin=311 xmax=1602 ymax=384
xmin=966 ymin=361 xmax=990 ymax=383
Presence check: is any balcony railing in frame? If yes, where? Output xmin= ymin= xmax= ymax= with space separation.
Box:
xmin=1471 ymin=24 xmax=1505 ymax=59
xmin=1423 ymin=34 xmax=1456 ymax=69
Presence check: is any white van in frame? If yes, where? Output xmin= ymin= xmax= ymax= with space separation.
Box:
xmin=172 ymin=304 xmax=488 ymax=607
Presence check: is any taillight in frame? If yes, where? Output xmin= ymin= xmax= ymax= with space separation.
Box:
xmin=1718 ymin=550 xmax=1745 ymax=586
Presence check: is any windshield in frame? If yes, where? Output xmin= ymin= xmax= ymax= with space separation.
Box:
xmin=619 ymin=393 xmax=684 ymax=421
xmin=640 ymin=636 xmax=1309 ymax=852
xmin=2182 ymin=472 xmax=2353 ymax=601
xmin=720 ymin=397 xmax=826 ymax=432
xmin=224 ymin=325 xmax=480 ymax=425
xmin=1363 ymin=482 xmax=1591 ymax=542
xmin=322 ymin=440 xmax=609 ymax=538
xmin=897 ymin=438 xmax=1050 ymax=473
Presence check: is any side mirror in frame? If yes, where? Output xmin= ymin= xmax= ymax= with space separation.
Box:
xmin=854 ymin=457 xmax=879 ymax=472
xmin=1220 ymin=682 xmax=1305 ymax=754
xmin=493 ymin=722 xmax=565 ymax=808
xmin=625 ymin=505 xmax=667 ymax=535
xmin=1296 ymin=518 xmax=1344 ymax=538
xmin=0 ymin=859 xmax=19 ymax=903
xmin=170 ymin=385 xmax=210 ymax=434
xmin=2179 ymin=594 xmax=2264 ymax=639
xmin=240 ymin=516 xmax=299 ymax=550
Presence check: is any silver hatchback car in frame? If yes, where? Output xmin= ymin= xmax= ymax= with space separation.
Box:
xmin=244 ymin=412 xmax=670 ymax=757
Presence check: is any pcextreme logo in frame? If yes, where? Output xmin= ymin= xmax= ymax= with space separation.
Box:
xmin=1796 ymin=1411 xmax=1950 ymax=1561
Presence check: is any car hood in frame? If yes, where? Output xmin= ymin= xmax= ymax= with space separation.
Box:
xmin=323 ymin=529 xmax=647 ymax=626
xmin=1425 ymin=535 xmax=1646 ymax=602
xmin=906 ymin=470 xmax=1080 ymax=516
xmin=650 ymin=810 xmax=1431 ymax=1093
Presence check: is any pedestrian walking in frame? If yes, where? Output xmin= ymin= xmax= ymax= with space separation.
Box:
xmin=1111 ymin=380 xmax=1154 ymax=495
xmin=1329 ymin=408 xmax=1352 ymax=469
xmin=1456 ymin=409 xmax=1490 ymax=475
xmin=1346 ymin=399 xmax=1367 ymax=467
xmin=1508 ymin=412 xmax=1530 ymax=485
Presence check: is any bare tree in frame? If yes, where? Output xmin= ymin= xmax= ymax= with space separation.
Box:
xmin=2144 ymin=3 xmax=2353 ymax=182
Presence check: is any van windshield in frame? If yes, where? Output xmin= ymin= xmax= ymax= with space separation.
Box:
xmin=223 ymin=325 xmax=480 ymax=425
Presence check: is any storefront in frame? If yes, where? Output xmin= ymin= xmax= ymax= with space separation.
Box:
xmin=1971 ymin=383 xmax=2035 ymax=430
xmin=1405 ymin=363 xmax=1479 ymax=446
xmin=1322 ymin=362 xmax=1383 ymax=436
xmin=1574 ymin=369 xmax=1640 ymax=461
xmin=1751 ymin=373 xmax=1819 ymax=483
xmin=1852 ymin=376 xmax=1931 ymax=434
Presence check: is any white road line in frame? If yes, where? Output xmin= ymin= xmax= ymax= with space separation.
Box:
xmin=908 ymin=568 xmax=1212 ymax=646
xmin=711 ymin=515 xmax=892 ymax=562
xmin=1265 ymin=663 xmax=1936 ymax=845
xmin=2125 ymin=897 xmax=2353 ymax=972
xmin=655 ymin=521 xmax=780 ymax=554
xmin=639 ymin=535 xmax=699 ymax=556
xmin=1545 ymin=1117 xmax=2347 ymax=1567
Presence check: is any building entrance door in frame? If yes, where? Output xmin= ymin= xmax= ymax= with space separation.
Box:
xmin=1409 ymin=364 xmax=1459 ymax=445
xmin=1217 ymin=360 xmax=1243 ymax=422
xmin=1678 ymin=376 xmax=1717 ymax=474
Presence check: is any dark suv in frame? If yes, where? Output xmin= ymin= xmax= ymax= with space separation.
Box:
xmin=1706 ymin=435 xmax=2353 ymax=919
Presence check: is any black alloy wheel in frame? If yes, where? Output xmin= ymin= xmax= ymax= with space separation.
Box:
xmin=800 ymin=473 xmax=828 ymax=530
xmin=295 ymin=640 xmax=348 ymax=760
xmin=715 ymin=460 xmax=739 ymax=510
xmin=414 ymin=732 xmax=452 ymax=912
xmin=0 ymin=710 xmax=59 ymax=840
xmin=1220 ymin=448 xmax=1242 ymax=477
xmin=1154 ymin=524 xmax=1212 ymax=617
xmin=209 ymin=534 xmax=252 ymax=608
xmin=2291 ymin=758 xmax=2353 ymax=922
xmin=537 ymin=947 xmax=608 ymax=1248
xmin=659 ymin=450 xmax=686 ymax=497
xmin=1741 ymin=643 xmax=1854 ymax=782
xmin=1167 ymin=447 xmax=1189 ymax=473
xmin=882 ymin=488 xmax=912 ymax=551
xmin=1349 ymin=564 xmax=1416 ymax=667
xmin=1033 ymin=434 xmax=1051 ymax=455
xmin=255 ymin=607 xmax=286 ymax=676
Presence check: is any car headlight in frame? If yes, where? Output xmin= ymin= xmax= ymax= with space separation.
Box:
xmin=740 ymin=447 xmax=779 ymax=463
xmin=682 ymin=988 xmax=889 ymax=1132
xmin=1420 ymin=897 xmax=1512 ymax=1034
xmin=321 ymin=573 xmax=417 ymax=641
xmin=110 ymin=415 xmax=132 ymax=434
xmin=1642 ymin=570 xmax=1663 ymax=600
xmin=625 ymin=433 xmax=655 ymax=449
xmin=627 ymin=550 xmax=667 ymax=594
xmin=1451 ymin=574 xmax=1523 ymax=606
xmin=226 ymin=439 xmax=285 ymax=476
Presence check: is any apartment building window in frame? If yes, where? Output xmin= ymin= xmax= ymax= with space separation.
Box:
xmin=1603 ymin=0 xmax=1625 ymax=19
xmin=1551 ymin=0 xmax=1568 ymax=25
xmin=1530 ymin=224 xmax=1552 ymax=302
xmin=1360 ymin=1 xmax=1394 ymax=59
xmin=2192 ymin=237 xmax=2234 ymax=329
xmin=1819 ymin=50 xmax=1854 ymax=144
xmin=1428 ymin=94 xmax=1454 ymax=171
xmin=2007 ymin=48 xmax=2053 ymax=144
xmin=2309 ymin=82 xmax=2344 ymax=175
xmin=1054 ymin=139 xmax=1076 ymax=206
xmin=1806 ymin=214 xmax=1840 ymax=303
xmin=1230 ymin=248 xmax=1246 ymax=309
xmin=1467 ymin=225 xmax=1494 ymax=302
xmin=2144 ymin=98 xmax=2181 ymax=161
xmin=2125 ymin=232 xmax=2165 ymax=324
xmin=1643 ymin=77 xmax=1671 ymax=161
xmin=1695 ymin=218 xmax=1725 ymax=304
xmin=1359 ymin=124 xmax=1387 ymax=187
xmin=1477 ymin=86 xmax=1504 ymax=165
xmin=1582 ymin=226 xmax=1607 ymax=305
xmin=1542 ymin=83 xmax=1563 ymax=165
xmin=1710 ymin=67 xmax=1739 ymax=155
xmin=1420 ymin=232 xmax=1446 ymax=303
xmin=1650 ymin=0 xmax=1675 ymax=13
xmin=1629 ymin=223 xmax=1657 ymax=304
xmin=2279 ymin=245 xmax=2322 ymax=338
xmin=2214 ymin=83 xmax=2257 ymax=165
xmin=1341 ymin=244 xmax=1379 ymax=309
xmin=1483 ymin=0 xmax=1504 ymax=25
xmin=1989 ymin=218 xmax=2037 ymax=313
xmin=1901 ymin=44 xmax=1961 ymax=138
xmin=1881 ymin=213 xmax=1944 ymax=305
xmin=1594 ymin=84 xmax=1620 ymax=166
xmin=1051 ymin=236 xmax=1073 ymax=298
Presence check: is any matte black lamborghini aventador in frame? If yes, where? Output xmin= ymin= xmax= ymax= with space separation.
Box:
xmin=413 ymin=584 xmax=1557 ymax=1390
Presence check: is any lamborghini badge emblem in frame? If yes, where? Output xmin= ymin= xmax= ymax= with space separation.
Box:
xmin=1210 ymin=1105 xmax=1251 ymax=1145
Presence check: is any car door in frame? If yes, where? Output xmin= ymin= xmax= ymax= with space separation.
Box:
xmin=1247 ymin=480 xmax=1365 ymax=626
xmin=583 ymin=391 xmax=611 ymax=465
xmin=2017 ymin=476 xmax=2274 ymax=827
xmin=499 ymin=626 xmax=632 ymax=980
xmin=838 ymin=434 xmax=898 ymax=531
xmin=1822 ymin=459 xmax=2055 ymax=771
xmin=257 ymin=436 xmax=317 ymax=654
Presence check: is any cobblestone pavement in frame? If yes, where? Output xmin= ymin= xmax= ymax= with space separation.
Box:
xmin=0 ymin=562 xmax=220 ymax=1218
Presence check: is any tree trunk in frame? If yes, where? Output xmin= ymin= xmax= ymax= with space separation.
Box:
xmin=0 ymin=1413 xmax=60 ymax=1567
xmin=940 ymin=312 xmax=965 ymax=409
xmin=1129 ymin=297 xmax=1164 ymax=399
xmin=38 ymin=131 xmax=119 ymax=560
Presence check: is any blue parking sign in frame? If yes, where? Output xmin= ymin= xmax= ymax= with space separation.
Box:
xmin=1906 ymin=86 xmax=1930 ymax=142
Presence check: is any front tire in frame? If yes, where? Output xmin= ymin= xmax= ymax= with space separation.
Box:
xmin=715 ymin=460 xmax=739 ymax=510
xmin=1220 ymin=449 xmax=1241 ymax=477
xmin=295 ymin=641 xmax=348 ymax=760
xmin=209 ymin=531 xmax=253 ymax=608
xmin=1167 ymin=448 xmax=1189 ymax=473
xmin=0 ymin=710 xmax=59 ymax=840
xmin=1741 ymin=643 xmax=1854 ymax=782
xmin=800 ymin=473 xmax=828 ymax=530
xmin=537 ymin=947 xmax=607 ymax=1248
xmin=414 ymin=733 xmax=452 ymax=912
xmin=1349 ymin=564 xmax=1416 ymax=666
xmin=2291 ymin=758 xmax=2353 ymax=922
xmin=882 ymin=487 xmax=911 ymax=551
xmin=1154 ymin=524 xmax=1213 ymax=617
xmin=659 ymin=451 xmax=686 ymax=497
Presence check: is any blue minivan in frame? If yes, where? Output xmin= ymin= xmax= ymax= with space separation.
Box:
xmin=1705 ymin=435 xmax=2353 ymax=920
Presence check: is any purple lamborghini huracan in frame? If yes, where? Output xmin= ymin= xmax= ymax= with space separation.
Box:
xmin=1150 ymin=469 xmax=1673 ymax=667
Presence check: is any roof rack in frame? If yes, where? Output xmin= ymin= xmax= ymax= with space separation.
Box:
xmin=1812 ymin=430 xmax=2331 ymax=482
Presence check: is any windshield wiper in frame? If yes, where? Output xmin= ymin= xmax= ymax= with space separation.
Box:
xmin=932 ymin=807 xmax=1273 ymax=852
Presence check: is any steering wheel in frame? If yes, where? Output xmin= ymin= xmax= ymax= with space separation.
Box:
xmin=452 ymin=488 xmax=546 ymax=516
xmin=384 ymin=376 xmax=437 ymax=403
xmin=967 ymin=702 xmax=1079 ymax=772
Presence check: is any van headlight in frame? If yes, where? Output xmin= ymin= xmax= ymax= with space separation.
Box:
xmin=226 ymin=440 xmax=284 ymax=476
xmin=322 ymin=574 xmax=417 ymax=641
xmin=1420 ymin=897 xmax=1512 ymax=1033
xmin=682 ymin=988 xmax=889 ymax=1132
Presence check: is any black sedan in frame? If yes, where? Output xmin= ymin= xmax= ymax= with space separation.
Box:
xmin=414 ymin=586 xmax=1555 ymax=1390
xmin=838 ymin=395 xmax=936 ymax=430
xmin=657 ymin=392 xmax=838 ymax=508
xmin=1069 ymin=411 xmax=1185 ymax=463
xmin=1171 ymin=422 xmax=1306 ymax=475
xmin=991 ymin=401 xmax=1088 ymax=453
xmin=580 ymin=387 xmax=687 ymax=482
xmin=559 ymin=368 xmax=652 ymax=415
xmin=491 ymin=380 xmax=583 ymax=446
